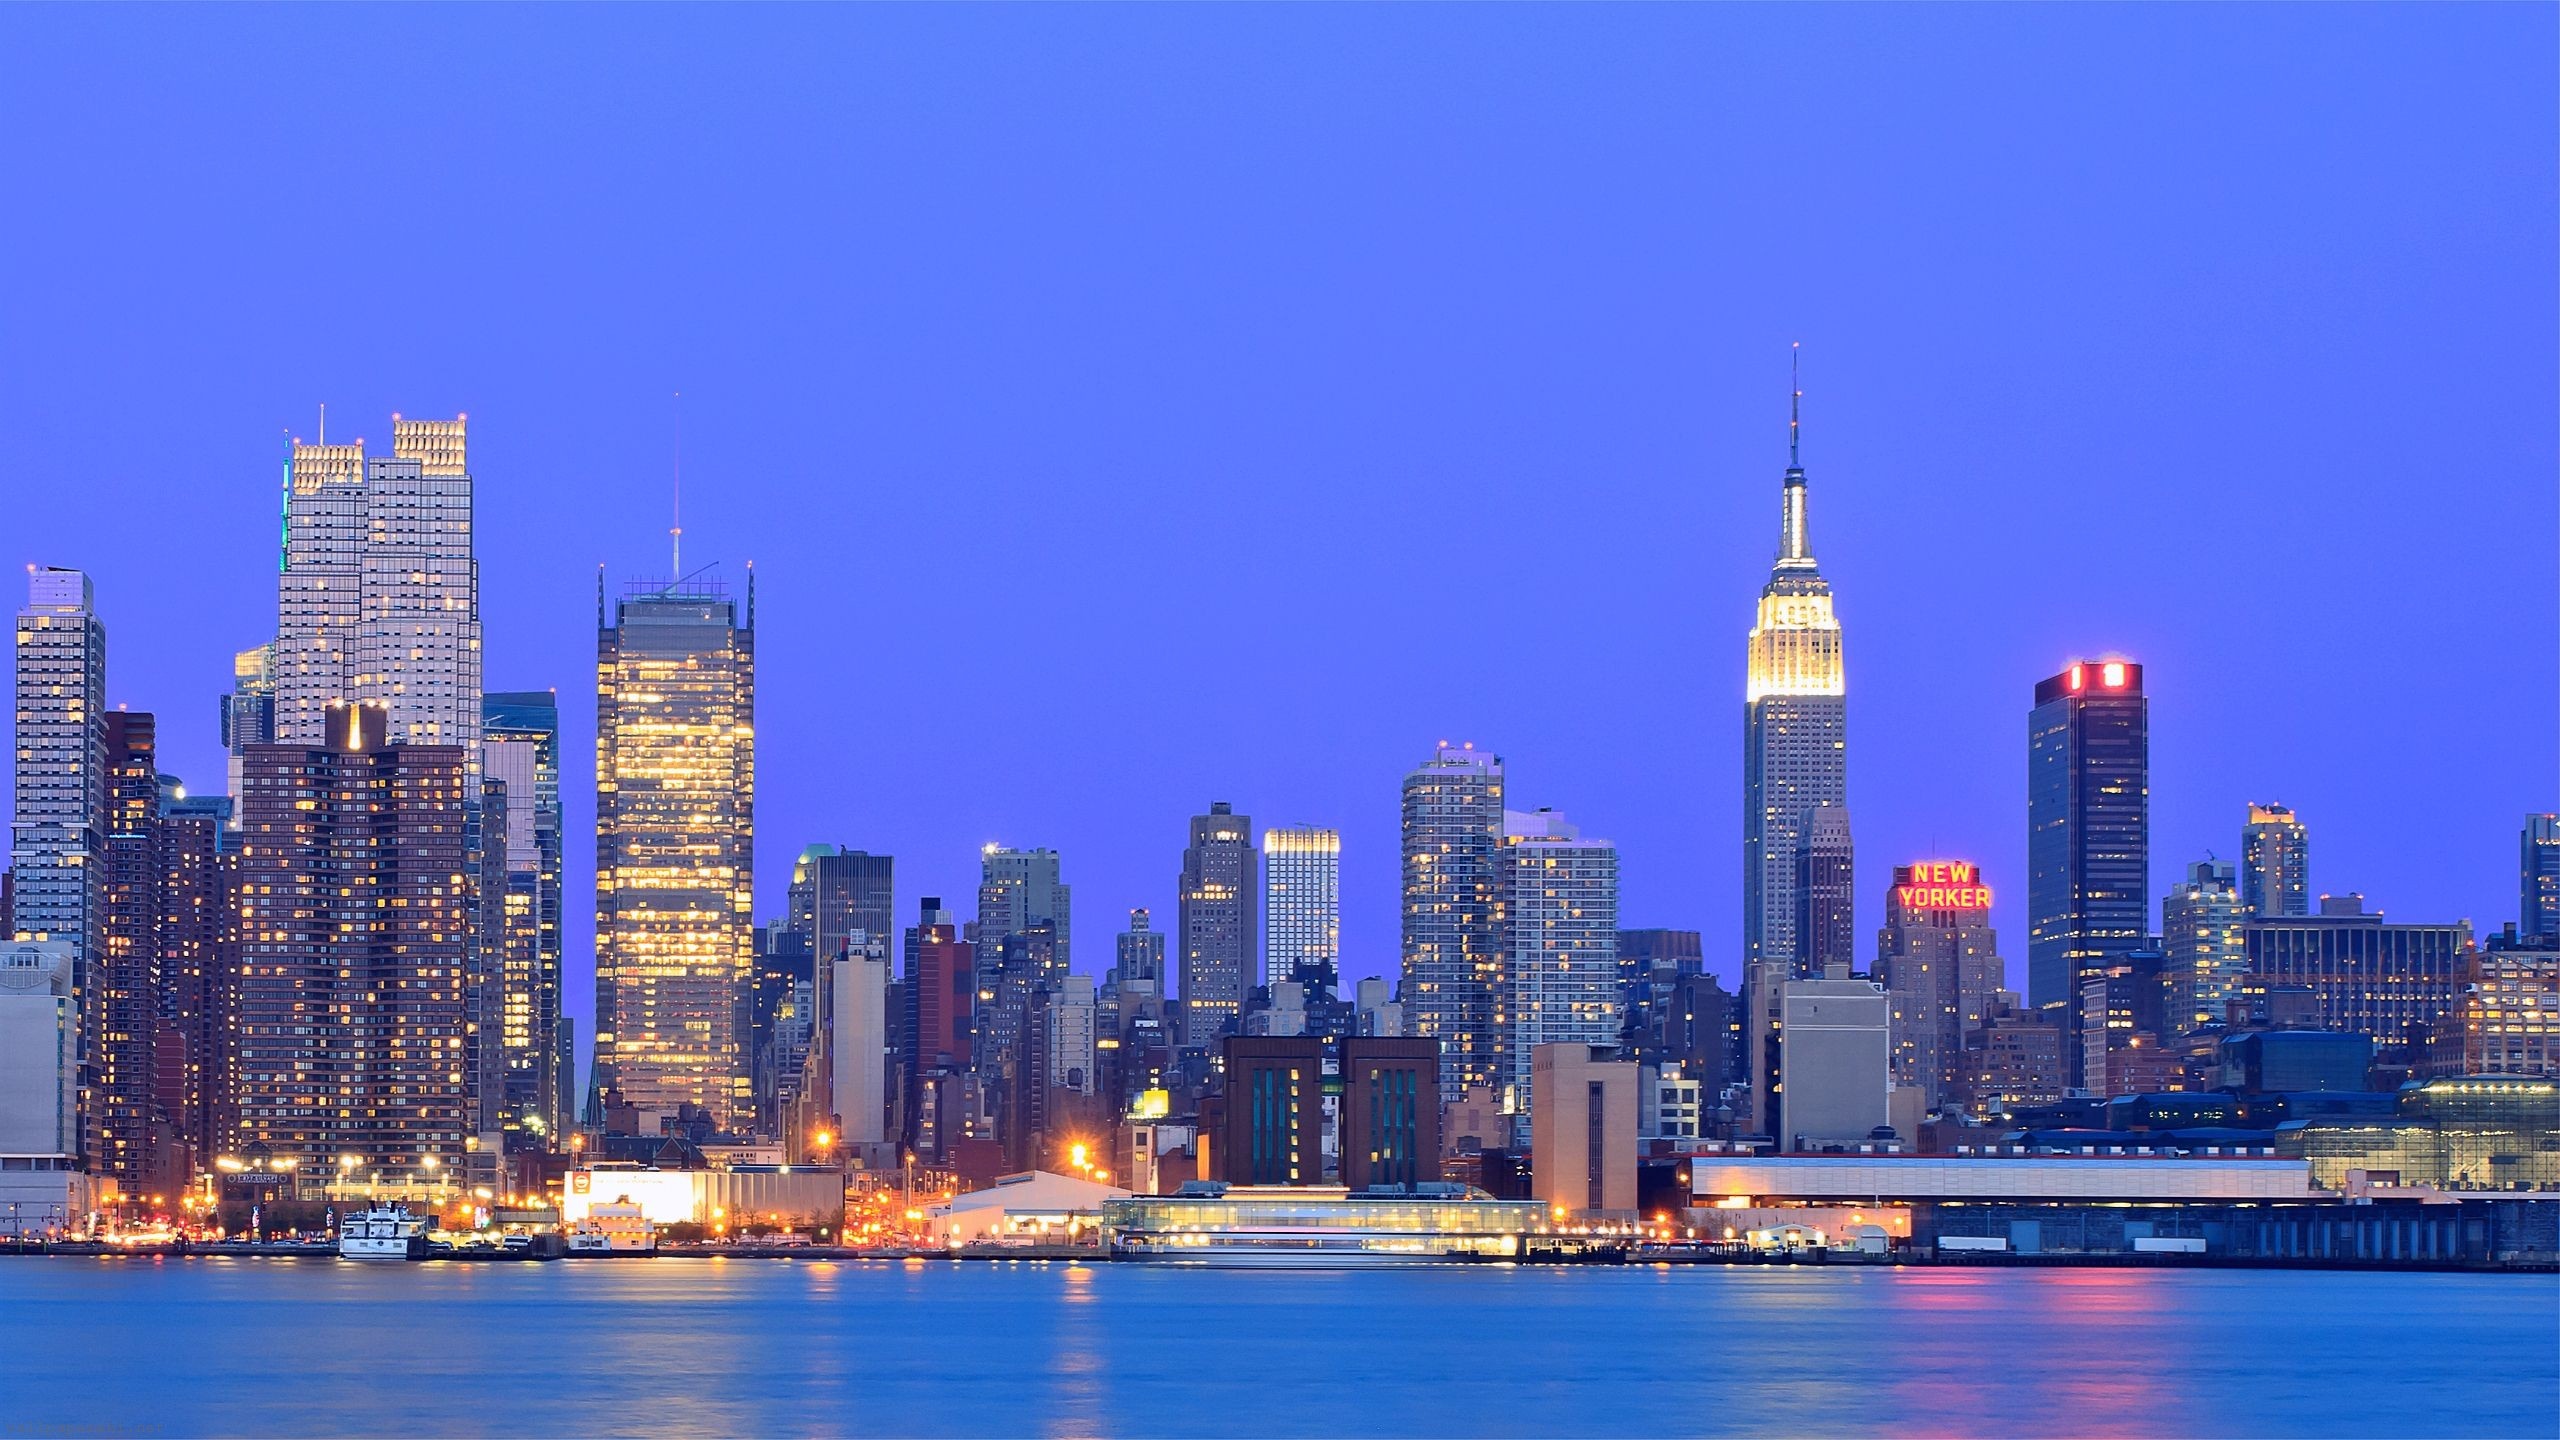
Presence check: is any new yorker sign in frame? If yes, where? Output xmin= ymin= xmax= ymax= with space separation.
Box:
xmin=1893 ymin=861 xmax=1991 ymax=913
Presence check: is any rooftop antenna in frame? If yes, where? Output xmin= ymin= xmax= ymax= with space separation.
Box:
xmin=671 ymin=390 xmax=683 ymax=580
xmin=318 ymin=402 xmax=326 ymax=447
xmin=1788 ymin=342 xmax=1800 ymax=469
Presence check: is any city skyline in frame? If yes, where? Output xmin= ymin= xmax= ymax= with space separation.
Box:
xmin=2 ymin=6 xmax=2552 ymax=1047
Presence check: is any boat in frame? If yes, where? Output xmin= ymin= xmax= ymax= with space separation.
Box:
xmin=567 ymin=1201 xmax=658 ymax=1257
xmin=339 ymin=1206 xmax=433 ymax=1261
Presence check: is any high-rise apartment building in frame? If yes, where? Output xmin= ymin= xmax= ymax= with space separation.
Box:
xmin=96 ymin=712 xmax=163 ymax=1191
xmin=1876 ymin=861 xmax=2002 ymax=1109
xmin=2163 ymin=859 xmax=2249 ymax=1033
xmin=2027 ymin=659 xmax=2150 ymax=1086
xmin=1264 ymin=827 xmax=1341 ymax=995
xmin=155 ymin=794 xmax=236 ymax=1184
xmin=234 ymin=704 xmax=472 ymax=1194
xmin=2524 ymin=815 xmax=2560 ymax=943
xmin=2241 ymin=804 xmax=2309 ymax=919
xmin=1498 ymin=809 xmax=1619 ymax=1128
xmin=483 ymin=691 xmax=564 ymax=1144
xmin=828 ymin=931 xmax=892 ymax=1149
xmin=593 ymin=574 xmax=756 ymax=1127
xmin=1177 ymin=803 xmax=1257 ymax=1047
xmin=900 ymin=898 xmax=973 ymax=1155
xmin=975 ymin=847 xmax=1070 ymax=976
xmin=12 ymin=567 xmax=108 ymax=1172
xmin=1401 ymin=744 xmax=1505 ymax=1102
xmin=1744 ymin=367 xmax=1849 ymax=980
xmin=272 ymin=417 xmax=481 ymax=769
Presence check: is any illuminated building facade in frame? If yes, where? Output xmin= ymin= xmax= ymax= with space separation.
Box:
xmin=234 ymin=703 xmax=472 ymax=1195
xmin=155 ymin=793 xmax=237 ymax=1184
xmin=2425 ymin=946 xmax=2559 ymax=1079
xmin=1876 ymin=861 xmax=2002 ymax=1108
xmin=273 ymin=416 xmax=481 ymax=769
xmin=1743 ymin=367 xmax=1850 ymax=1137
xmin=2164 ymin=859 xmax=2249 ymax=1033
xmin=483 ymin=691 xmax=564 ymax=1145
xmin=1499 ymin=809 xmax=1619 ymax=1128
xmin=1401 ymin=744 xmax=1504 ymax=1102
xmin=2242 ymin=897 xmax=2471 ymax=1052
xmin=1264 ymin=827 xmax=1341 ymax=995
xmin=594 ymin=575 xmax=756 ymax=1128
xmin=1744 ymin=366 xmax=1849 ymax=981
xmin=974 ymin=847 xmax=1070 ymax=977
xmin=2241 ymin=803 xmax=2309 ymax=918
xmin=1177 ymin=803 xmax=1256 ymax=1047
xmin=2028 ymin=658 xmax=2149 ymax=1086
xmin=97 ymin=712 xmax=162 ymax=1191
xmin=2524 ymin=815 xmax=2560 ymax=943
xmin=12 ymin=567 xmax=107 ymax=1171
xmin=218 ymin=643 xmax=276 ymax=827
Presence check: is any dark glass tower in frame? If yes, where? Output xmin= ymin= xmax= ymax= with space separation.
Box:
xmin=2027 ymin=660 xmax=2150 ymax=1087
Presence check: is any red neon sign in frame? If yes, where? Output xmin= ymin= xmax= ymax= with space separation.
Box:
xmin=1895 ymin=861 xmax=1991 ymax=913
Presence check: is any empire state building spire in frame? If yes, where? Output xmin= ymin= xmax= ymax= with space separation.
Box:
xmin=1778 ymin=342 xmax=1814 ymax=568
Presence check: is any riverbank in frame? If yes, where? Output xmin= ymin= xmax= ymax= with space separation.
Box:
xmin=2 ymin=1238 xmax=2548 ymax=1272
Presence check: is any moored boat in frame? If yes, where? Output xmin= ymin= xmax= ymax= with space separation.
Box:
xmin=567 ymin=1200 xmax=658 ymax=1257
xmin=339 ymin=1206 xmax=432 ymax=1261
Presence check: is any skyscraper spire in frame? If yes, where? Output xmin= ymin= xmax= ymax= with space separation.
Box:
xmin=1779 ymin=345 xmax=1811 ymax=564
xmin=671 ymin=390 xmax=683 ymax=580
xmin=1789 ymin=341 xmax=1800 ymax=470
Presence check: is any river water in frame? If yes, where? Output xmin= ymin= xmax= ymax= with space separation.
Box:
xmin=1 ymin=1258 xmax=2549 ymax=1437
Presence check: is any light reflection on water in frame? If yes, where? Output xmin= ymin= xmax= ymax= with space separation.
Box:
xmin=0 ymin=1259 xmax=2548 ymax=1438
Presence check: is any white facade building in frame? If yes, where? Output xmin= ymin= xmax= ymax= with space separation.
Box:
xmin=1500 ymin=809 xmax=1620 ymax=1125
xmin=273 ymin=417 xmax=481 ymax=770
xmin=1048 ymin=974 xmax=1098 ymax=1096
xmin=11 ymin=568 xmax=105 ymax=1170
xmin=829 ymin=934 xmax=891 ymax=1147
xmin=1264 ymin=826 xmax=1341 ymax=993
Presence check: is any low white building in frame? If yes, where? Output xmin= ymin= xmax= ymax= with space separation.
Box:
xmin=1691 ymin=1154 xmax=2320 ymax=1205
xmin=931 ymin=1170 xmax=1129 ymax=1246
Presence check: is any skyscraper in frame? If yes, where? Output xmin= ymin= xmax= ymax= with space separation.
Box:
xmin=2524 ymin=815 xmax=2560 ymax=943
xmin=2241 ymin=804 xmax=2309 ymax=918
xmin=2027 ymin=658 xmax=2150 ymax=1086
xmin=155 ymin=790 xmax=236 ymax=1186
xmin=1876 ymin=861 xmax=2002 ymax=1109
xmin=2163 ymin=859 xmax=2248 ymax=1033
xmin=1263 ymin=827 xmax=1341 ymax=995
xmin=1793 ymin=804 xmax=1857 ymax=977
xmin=1401 ymin=743 xmax=1504 ymax=1101
xmin=1177 ymin=803 xmax=1257 ymax=1047
xmin=1498 ymin=809 xmax=1619 ymax=1128
xmin=974 ymin=847 xmax=1070 ymax=976
xmin=217 ymin=643 xmax=275 ymax=827
xmin=272 ymin=416 xmax=481 ymax=769
xmin=96 ymin=712 xmax=162 ymax=1190
xmin=234 ymin=703 xmax=472 ymax=1194
xmin=1744 ymin=360 xmax=1849 ymax=980
xmin=791 ymin=847 xmax=896 ymax=964
xmin=483 ymin=691 xmax=565 ymax=1144
xmin=12 ymin=567 xmax=107 ymax=1171
xmin=593 ymin=571 xmax=757 ymax=1127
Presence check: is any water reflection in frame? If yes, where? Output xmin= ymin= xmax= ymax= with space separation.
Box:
xmin=0 ymin=1261 xmax=2545 ymax=1438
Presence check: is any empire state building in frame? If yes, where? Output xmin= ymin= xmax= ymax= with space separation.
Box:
xmin=1743 ymin=356 xmax=1849 ymax=979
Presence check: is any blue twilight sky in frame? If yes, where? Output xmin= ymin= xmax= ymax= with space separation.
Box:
xmin=3 ymin=8 xmax=2554 ymax=1043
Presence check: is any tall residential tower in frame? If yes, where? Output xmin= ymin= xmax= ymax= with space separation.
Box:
xmin=1400 ymin=744 xmax=1504 ymax=1101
